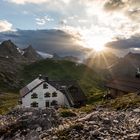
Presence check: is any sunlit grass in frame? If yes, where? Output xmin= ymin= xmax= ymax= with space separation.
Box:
xmin=0 ymin=93 xmax=19 ymax=114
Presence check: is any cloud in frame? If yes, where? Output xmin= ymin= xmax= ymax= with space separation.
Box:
xmin=44 ymin=16 xmax=54 ymax=22
xmin=105 ymin=34 xmax=140 ymax=50
xmin=126 ymin=8 xmax=140 ymax=22
xmin=4 ymin=0 xmax=140 ymax=54
xmin=104 ymin=0 xmax=125 ymax=11
xmin=35 ymin=16 xmax=54 ymax=26
xmin=37 ymin=51 xmax=53 ymax=58
xmin=59 ymin=19 xmax=67 ymax=26
xmin=0 ymin=20 xmax=13 ymax=32
xmin=36 ymin=18 xmax=46 ymax=26
xmin=104 ymin=0 xmax=140 ymax=22
xmin=0 ymin=29 xmax=88 ymax=57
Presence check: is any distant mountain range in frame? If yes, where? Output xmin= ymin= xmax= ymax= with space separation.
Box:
xmin=0 ymin=40 xmax=101 ymax=92
xmin=84 ymin=51 xmax=140 ymax=79
xmin=110 ymin=52 xmax=140 ymax=78
xmin=0 ymin=40 xmax=42 ymax=62
xmin=0 ymin=40 xmax=43 ymax=90
xmin=0 ymin=40 xmax=140 ymax=91
xmin=0 ymin=40 xmax=88 ymax=90
xmin=0 ymin=29 xmax=90 ymax=58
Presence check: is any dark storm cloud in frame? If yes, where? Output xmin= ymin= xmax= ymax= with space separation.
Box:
xmin=126 ymin=9 xmax=140 ymax=22
xmin=104 ymin=0 xmax=140 ymax=22
xmin=0 ymin=29 xmax=88 ymax=57
xmin=104 ymin=0 xmax=125 ymax=11
xmin=105 ymin=35 xmax=140 ymax=49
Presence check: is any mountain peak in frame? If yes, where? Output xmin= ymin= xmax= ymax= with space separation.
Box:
xmin=25 ymin=45 xmax=34 ymax=50
xmin=1 ymin=40 xmax=17 ymax=49
xmin=0 ymin=40 xmax=23 ymax=60
xmin=0 ymin=40 xmax=43 ymax=62
xmin=23 ymin=45 xmax=42 ymax=61
xmin=2 ymin=39 xmax=13 ymax=45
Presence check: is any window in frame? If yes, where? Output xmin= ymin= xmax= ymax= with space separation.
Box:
xmin=31 ymin=93 xmax=38 ymax=99
xmin=43 ymin=83 xmax=48 ymax=89
xmin=31 ymin=102 xmax=38 ymax=107
xmin=52 ymin=92 xmax=57 ymax=97
xmin=51 ymin=100 xmax=58 ymax=106
xmin=45 ymin=101 xmax=49 ymax=107
xmin=44 ymin=92 xmax=50 ymax=98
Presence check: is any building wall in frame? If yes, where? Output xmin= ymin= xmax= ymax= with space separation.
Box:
xmin=22 ymin=82 xmax=70 ymax=108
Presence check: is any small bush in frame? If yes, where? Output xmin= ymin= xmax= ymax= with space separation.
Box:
xmin=60 ymin=110 xmax=77 ymax=117
xmin=78 ymin=105 xmax=95 ymax=113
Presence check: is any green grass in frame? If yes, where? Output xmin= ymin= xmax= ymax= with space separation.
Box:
xmin=59 ymin=109 xmax=77 ymax=117
xmin=0 ymin=93 xmax=19 ymax=114
xmin=103 ymin=93 xmax=140 ymax=110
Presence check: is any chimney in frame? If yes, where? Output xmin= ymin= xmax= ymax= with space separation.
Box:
xmin=44 ymin=76 xmax=49 ymax=82
xmin=136 ymin=68 xmax=140 ymax=78
xmin=38 ymin=74 xmax=42 ymax=79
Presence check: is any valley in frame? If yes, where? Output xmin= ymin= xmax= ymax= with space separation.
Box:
xmin=0 ymin=40 xmax=140 ymax=140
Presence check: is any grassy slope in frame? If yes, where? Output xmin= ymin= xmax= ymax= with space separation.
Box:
xmin=103 ymin=93 xmax=140 ymax=110
xmin=0 ymin=93 xmax=19 ymax=114
xmin=20 ymin=59 xmax=104 ymax=95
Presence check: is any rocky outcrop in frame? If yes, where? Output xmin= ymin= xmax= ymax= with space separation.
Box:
xmin=0 ymin=40 xmax=42 ymax=62
xmin=43 ymin=107 xmax=140 ymax=140
xmin=23 ymin=45 xmax=42 ymax=61
xmin=1 ymin=107 xmax=140 ymax=140
xmin=0 ymin=40 xmax=25 ymax=62
xmin=0 ymin=107 xmax=60 ymax=140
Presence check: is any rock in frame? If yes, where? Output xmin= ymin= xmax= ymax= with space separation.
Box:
xmin=25 ymin=131 xmax=40 ymax=140
xmin=133 ymin=108 xmax=140 ymax=113
xmin=1 ymin=106 xmax=140 ymax=140
xmin=90 ymin=130 xmax=100 ymax=137
xmin=102 ymin=118 xmax=111 ymax=125
xmin=113 ymin=120 xmax=119 ymax=123
xmin=36 ymin=126 xmax=42 ymax=132
xmin=52 ymin=135 xmax=58 ymax=139
xmin=127 ymin=133 xmax=140 ymax=140
xmin=88 ymin=121 xmax=96 ymax=125
xmin=0 ymin=107 xmax=60 ymax=140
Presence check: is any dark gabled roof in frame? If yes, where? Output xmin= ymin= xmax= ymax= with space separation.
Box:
xmin=48 ymin=80 xmax=87 ymax=106
xmin=106 ymin=78 xmax=140 ymax=93
xmin=48 ymin=80 xmax=78 ymax=90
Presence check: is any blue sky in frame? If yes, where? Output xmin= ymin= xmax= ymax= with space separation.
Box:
xmin=0 ymin=0 xmax=140 ymax=54
xmin=0 ymin=0 xmax=61 ymax=29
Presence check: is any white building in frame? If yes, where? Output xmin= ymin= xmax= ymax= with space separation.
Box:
xmin=20 ymin=75 xmax=86 ymax=108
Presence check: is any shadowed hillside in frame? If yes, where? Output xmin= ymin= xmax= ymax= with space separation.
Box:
xmin=20 ymin=59 xmax=104 ymax=95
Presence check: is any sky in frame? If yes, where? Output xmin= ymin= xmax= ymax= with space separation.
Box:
xmin=0 ymin=0 xmax=140 ymax=55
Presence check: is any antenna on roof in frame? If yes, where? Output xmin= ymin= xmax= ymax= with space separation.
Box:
xmin=136 ymin=67 xmax=140 ymax=78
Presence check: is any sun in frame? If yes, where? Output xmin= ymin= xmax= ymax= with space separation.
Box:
xmin=81 ymin=35 xmax=107 ymax=52
xmin=75 ymin=32 xmax=107 ymax=52
xmin=93 ymin=45 xmax=105 ymax=52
